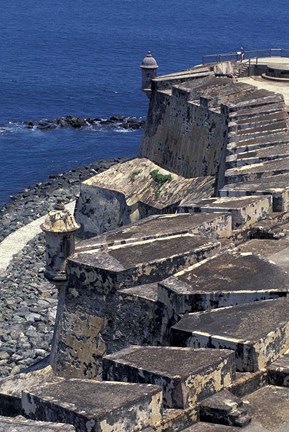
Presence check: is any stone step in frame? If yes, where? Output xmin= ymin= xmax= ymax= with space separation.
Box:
xmin=22 ymin=379 xmax=163 ymax=432
xmin=228 ymin=143 xmax=289 ymax=168
xmin=267 ymin=352 xmax=289 ymax=387
xmin=219 ymin=179 xmax=289 ymax=212
xmin=229 ymin=109 xmax=287 ymax=127
xmin=0 ymin=417 xmax=76 ymax=432
xmin=229 ymin=119 xmax=288 ymax=137
xmin=232 ymin=132 xmax=289 ymax=153
xmin=226 ymin=91 xmax=283 ymax=111
xmin=228 ymin=101 xmax=285 ymax=121
xmin=76 ymin=212 xmax=232 ymax=253
xmin=228 ymin=371 xmax=268 ymax=398
xmin=158 ymin=253 xmax=289 ymax=314
xmin=116 ymin=283 xmax=173 ymax=347
xmin=199 ymin=389 xmax=251 ymax=428
xmin=56 ymin=234 xmax=220 ymax=379
xmin=242 ymin=385 xmax=289 ymax=431
xmin=228 ymin=122 xmax=288 ymax=142
xmin=178 ymin=196 xmax=272 ymax=230
xmin=103 ymin=346 xmax=235 ymax=409
xmin=171 ymin=298 xmax=289 ymax=372
xmin=225 ymin=158 xmax=289 ymax=184
xmin=71 ymin=234 xmax=221 ymax=291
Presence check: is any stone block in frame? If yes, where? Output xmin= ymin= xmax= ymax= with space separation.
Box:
xmin=22 ymin=379 xmax=163 ymax=432
xmin=54 ymin=233 xmax=220 ymax=379
xmin=0 ymin=417 xmax=75 ymax=431
xmin=178 ymin=196 xmax=272 ymax=229
xmin=228 ymin=370 xmax=267 ymax=398
xmin=199 ymin=389 xmax=251 ymax=427
xmin=267 ymin=352 xmax=289 ymax=387
xmin=103 ymin=346 xmax=235 ymax=409
xmin=116 ymin=283 xmax=173 ymax=347
xmin=76 ymin=212 xmax=232 ymax=252
xmin=225 ymin=158 xmax=289 ymax=184
xmin=158 ymin=253 xmax=289 ymax=314
xmin=74 ymin=158 xmax=214 ymax=238
xmin=220 ymin=180 xmax=289 ymax=212
xmin=172 ymin=298 xmax=289 ymax=372
xmin=244 ymin=385 xmax=289 ymax=430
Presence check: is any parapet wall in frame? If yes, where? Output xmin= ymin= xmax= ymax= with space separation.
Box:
xmin=140 ymin=78 xmax=228 ymax=180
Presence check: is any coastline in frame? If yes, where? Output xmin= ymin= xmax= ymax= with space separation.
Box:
xmin=0 ymin=157 xmax=128 ymax=377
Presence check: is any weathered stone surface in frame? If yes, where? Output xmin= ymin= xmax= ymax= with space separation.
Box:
xmin=220 ymin=179 xmax=289 ymax=212
xmin=225 ymin=158 xmax=289 ymax=184
xmin=52 ymin=233 xmax=220 ymax=378
xmin=140 ymin=77 xmax=229 ymax=179
xmin=158 ymin=253 xmax=289 ymax=314
xmin=103 ymin=346 xmax=235 ymax=409
xmin=228 ymin=371 xmax=267 ymax=398
xmin=116 ymin=283 xmax=173 ymax=347
xmin=22 ymin=379 xmax=162 ymax=432
xmin=75 ymin=158 xmax=214 ymax=238
xmin=0 ymin=365 xmax=61 ymax=417
xmin=244 ymin=385 xmax=289 ymax=430
xmin=238 ymin=237 xmax=289 ymax=273
xmin=199 ymin=389 xmax=250 ymax=427
xmin=76 ymin=212 xmax=232 ymax=251
xmin=69 ymin=234 xmax=220 ymax=292
xmin=267 ymin=352 xmax=289 ymax=387
xmin=172 ymin=298 xmax=289 ymax=372
xmin=0 ymin=416 xmax=75 ymax=431
xmin=179 ymin=196 xmax=272 ymax=229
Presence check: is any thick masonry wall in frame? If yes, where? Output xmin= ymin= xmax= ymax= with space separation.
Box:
xmin=140 ymin=84 xmax=228 ymax=179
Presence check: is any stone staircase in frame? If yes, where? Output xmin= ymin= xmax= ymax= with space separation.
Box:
xmin=218 ymin=87 xmax=289 ymax=215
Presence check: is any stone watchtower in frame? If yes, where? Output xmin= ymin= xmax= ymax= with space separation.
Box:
xmin=140 ymin=51 xmax=158 ymax=97
xmin=41 ymin=199 xmax=80 ymax=286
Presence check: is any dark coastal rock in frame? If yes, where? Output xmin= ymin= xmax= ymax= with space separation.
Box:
xmin=21 ymin=115 xmax=145 ymax=131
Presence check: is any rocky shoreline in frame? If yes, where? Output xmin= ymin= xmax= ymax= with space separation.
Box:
xmin=18 ymin=115 xmax=144 ymax=131
xmin=0 ymin=157 xmax=127 ymax=377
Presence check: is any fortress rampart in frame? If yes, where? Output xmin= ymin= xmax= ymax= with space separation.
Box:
xmin=3 ymin=53 xmax=289 ymax=431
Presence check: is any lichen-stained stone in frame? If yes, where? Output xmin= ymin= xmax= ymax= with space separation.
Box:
xmin=178 ymin=196 xmax=272 ymax=229
xmin=220 ymin=179 xmax=289 ymax=212
xmin=116 ymin=283 xmax=173 ymax=348
xmin=0 ymin=416 xmax=75 ymax=431
xmin=53 ymin=235 xmax=220 ymax=379
xmin=171 ymin=298 xmax=289 ymax=372
xmin=76 ymin=212 xmax=232 ymax=252
xmin=225 ymin=158 xmax=289 ymax=184
xmin=238 ymin=237 xmax=289 ymax=273
xmin=158 ymin=253 xmax=289 ymax=314
xmin=74 ymin=157 xmax=214 ymax=238
xmin=0 ymin=365 xmax=62 ymax=417
xmin=199 ymin=389 xmax=250 ymax=427
xmin=267 ymin=352 xmax=289 ymax=387
xmin=68 ymin=235 xmax=220 ymax=292
xmin=244 ymin=385 xmax=289 ymax=431
xmin=182 ymin=423 xmax=264 ymax=431
xmin=22 ymin=379 xmax=163 ymax=432
xmin=228 ymin=370 xmax=267 ymax=399
xmin=103 ymin=346 xmax=235 ymax=409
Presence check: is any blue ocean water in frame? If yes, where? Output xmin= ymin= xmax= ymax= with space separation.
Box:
xmin=1 ymin=0 xmax=289 ymax=205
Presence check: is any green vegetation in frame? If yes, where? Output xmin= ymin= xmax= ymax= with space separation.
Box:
xmin=150 ymin=169 xmax=172 ymax=198
xmin=129 ymin=170 xmax=142 ymax=182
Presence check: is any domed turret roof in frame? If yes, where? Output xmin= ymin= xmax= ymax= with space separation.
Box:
xmin=140 ymin=51 xmax=159 ymax=69
xmin=41 ymin=199 xmax=80 ymax=233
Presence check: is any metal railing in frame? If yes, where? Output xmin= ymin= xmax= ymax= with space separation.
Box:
xmin=202 ymin=48 xmax=289 ymax=65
